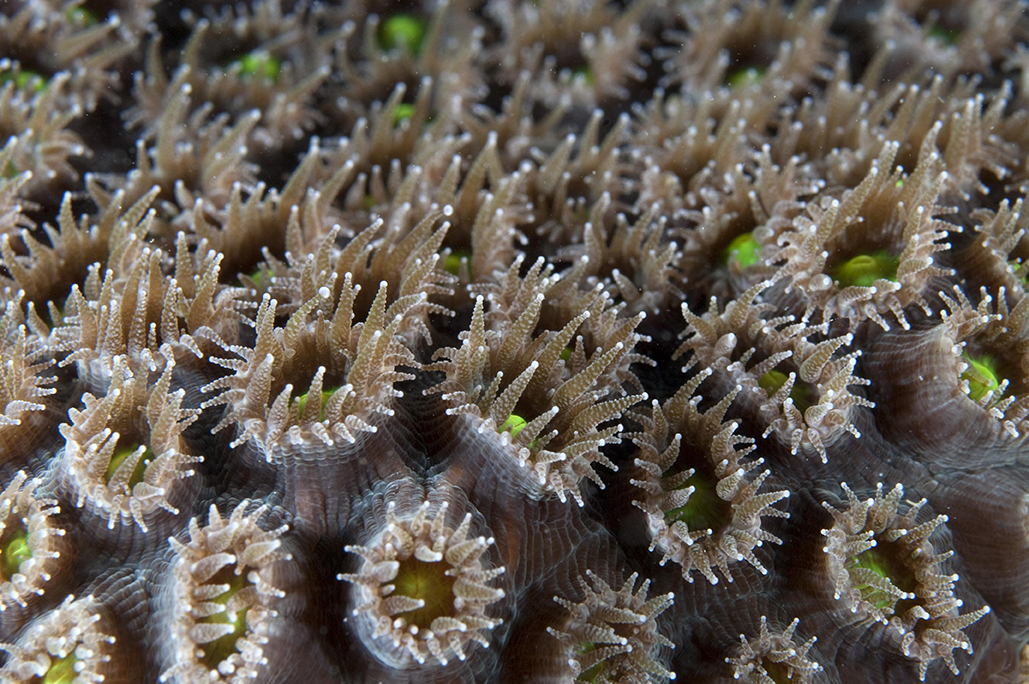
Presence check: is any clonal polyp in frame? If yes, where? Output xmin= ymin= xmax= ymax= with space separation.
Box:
xmin=164 ymin=502 xmax=291 ymax=682
xmin=822 ymin=483 xmax=990 ymax=680
xmin=341 ymin=501 xmax=506 ymax=668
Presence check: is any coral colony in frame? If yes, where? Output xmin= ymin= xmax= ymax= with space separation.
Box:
xmin=2 ymin=0 xmax=1029 ymax=682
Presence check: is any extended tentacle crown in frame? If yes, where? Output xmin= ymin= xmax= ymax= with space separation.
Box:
xmin=340 ymin=500 xmax=507 ymax=668
xmin=821 ymin=482 xmax=991 ymax=680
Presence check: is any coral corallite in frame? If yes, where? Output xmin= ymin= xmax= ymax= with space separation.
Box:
xmin=4 ymin=0 xmax=1029 ymax=682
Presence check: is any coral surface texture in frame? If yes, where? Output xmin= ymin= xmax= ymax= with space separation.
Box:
xmin=2 ymin=0 xmax=1029 ymax=682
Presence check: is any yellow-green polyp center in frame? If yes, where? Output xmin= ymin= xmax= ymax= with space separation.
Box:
xmin=726 ymin=66 xmax=765 ymax=88
xmin=758 ymin=370 xmax=812 ymax=412
xmin=35 ymin=652 xmax=79 ymax=684
xmin=105 ymin=442 xmax=154 ymax=489
xmin=576 ymin=647 xmax=605 ymax=682
xmin=0 ymin=528 xmax=31 ymax=580
xmin=962 ymin=352 xmax=1001 ymax=402
xmin=723 ymin=232 xmax=762 ymax=270
xmin=378 ymin=14 xmax=426 ymax=55
xmin=392 ymin=557 xmax=457 ymax=630
xmin=832 ymin=251 xmax=900 ymax=288
xmin=296 ymin=387 xmax=337 ymax=421
xmin=1 ymin=70 xmax=44 ymax=93
xmin=664 ymin=471 xmax=730 ymax=533
xmin=443 ymin=249 xmax=471 ymax=275
xmin=502 ymin=414 xmax=528 ymax=439
xmin=235 ymin=52 xmax=281 ymax=81
xmin=199 ymin=567 xmax=251 ymax=667
xmin=392 ymin=103 xmax=415 ymax=126
xmin=851 ymin=542 xmax=918 ymax=613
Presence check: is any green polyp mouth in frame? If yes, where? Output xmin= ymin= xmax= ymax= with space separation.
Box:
xmin=1010 ymin=260 xmax=1028 ymax=285
xmin=39 ymin=652 xmax=80 ymax=684
xmin=851 ymin=544 xmax=917 ymax=613
xmin=758 ymin=370 xmax=789 ymax=395
xmin=234 ymin=51 xmax=281 ymax=82
xmin=1 ymin=69 xmax=45 ymax=94
xmin=105 ymin=442 xmax=155 ymax=489
xmin=559 ymin=346 xmax=573 ymax=362
xmin=832 ymin=250 xmax=900 ymax=288
xmin=65 ymin=5 xmax=98 ymax=26
xmin=577 ymin=657 xmax=605 ymax=683
xmin=1 ymin=529 xmax=31 ymax=580
xmin=442 ymin=249 xmax=471 ymax=276
xmin=502 ymin=414 xmax=528 ymax=439
xmin=200 ymin=570 xmax=251 ymax=667
xmin=962 ymin=352 xmax=1002 ymax=402
xmin=664 ymin=470 xmax=731 ymax=533
xmin=571 ymin=66 xmax=594 ymax=85
xmin=392 ymin=102 xmax=415 ymax=127
xmin=296 ymin=386 xmax=340 ymax=422
xmin=723 ymin=232 xmax=762 ymax=270
xmin=726 ymin=66 xmax=765 ymax=88
xmin=378 ymin=14 xmax=427 ymax=56
xmin=392 ymin=557 xmax=457 ymax=630
xmin=928 ymin=25 xmax=961 ymax=45
xmin=758 ymin=370 xmax=812 ymax=412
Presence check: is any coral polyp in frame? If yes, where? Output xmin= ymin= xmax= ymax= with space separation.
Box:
xmin=548 ymin=570 xmax=675 ymax=683
xmin=160 ymin=502 xmax=292 ymax=683
xmin=822 ymin=483 xmax=991 ymax=680
xmin=726 ymin=616 xmax=822 ymax=684
xmin=0 ymin=0 xmax=1029 ymax=682
xmin=340 ymin=500 xmax=506 ymax=668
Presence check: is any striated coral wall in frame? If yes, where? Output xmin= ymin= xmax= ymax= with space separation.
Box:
xmin=1 ymin=0 xmax=1029 ymax=682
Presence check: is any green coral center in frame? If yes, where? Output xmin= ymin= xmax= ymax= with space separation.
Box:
xmin=723 ymin=232 xmax=762 ymax=270
xmin=443 ymin=249 xmax=471 ymax=275
xmin=105 ymin=442 xmax=155 ymax=489
xmin=851 ymin=543 xmax=918 ymax=613
xmin=1 ymin=69 xmax=45 ymax=93
xmin=378 ymin=14 xmax=427 ymax=56
xmin=962 ymin=352 xmax=1001 ymax=402
xmin=199 ymin=567 xmax=251 ymax=667
xmin=832 ymin=251 xmax=900 ymax=288
xmin=392 ymin=103 xmax=415 ymax=126
xmin=664 ymin=471 xmax=731 ymax=532
xmin=392 ymin=557 xmax=457 ymax=630
xmin=502 ymin=414 xmax=528 ymax=439
xmin=234 ymin=52 xmax=281 ymax=81
xmin=36 ymin=652 xmax=80 ymax=684
xmin=758 ymin=370 xmax=812 ymax=412
xmin=65 ymin=5 xmax=98 ymax=26
xmin=296 ymin=386 xmax=339 ymax=422
xmin=726 ymin=66 xmax=765 ymax=88
xmin=571 ymin=66 xmax=594 ymax=85
xmin=0 ymin=528 xmax=31 ymax=580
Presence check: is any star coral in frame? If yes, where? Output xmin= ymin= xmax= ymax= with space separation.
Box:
xmin=0 ymin=0 xmax=1027 ymax=683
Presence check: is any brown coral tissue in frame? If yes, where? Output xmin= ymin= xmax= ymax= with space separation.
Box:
xmin=3 ymin=0 xmax=1029 ymax=682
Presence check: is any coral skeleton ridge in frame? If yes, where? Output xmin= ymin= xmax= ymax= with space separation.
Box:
xmin=1 ymin=0 xmax=1029 ymax=682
